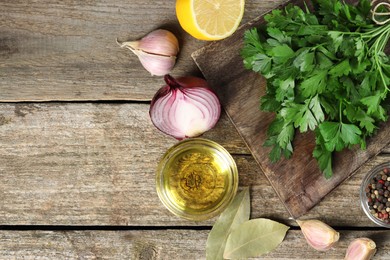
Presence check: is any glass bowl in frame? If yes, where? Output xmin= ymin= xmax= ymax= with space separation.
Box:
xmin=156 ymin=138 xmax=238 ymax=221
xmin=360 ymin=161 xmax=390 ymax=228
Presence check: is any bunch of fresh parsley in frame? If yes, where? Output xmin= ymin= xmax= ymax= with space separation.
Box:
xmin=241 ymin=0 xmax=390 ymax=178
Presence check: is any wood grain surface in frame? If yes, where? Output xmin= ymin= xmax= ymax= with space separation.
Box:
xmin=0 ymin=103 xmax=388 ymax=227
xmin=0 ymin=0 xmax=287 ymax=102
xmin=1 ymin=0 xmax=390 ymax=259
xmin=0 ymin=230 xmax=389 ymax=259
xmin=192 ymin=0 xmax=390 ymax=218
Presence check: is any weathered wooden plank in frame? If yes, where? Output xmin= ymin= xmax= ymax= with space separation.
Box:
xmin=0 ymin=0 xmax=288 ymax=102
xmin=0 ymin=0 xmax=191 ymax=101
xmin=0 ymin=103 xmax=266 ymax=226
xmin=0 ymin=103 xmax=390 ymax=226
xmin=382 ymin=146 xmax=390 ymax=153
xmin=0 ymin=103 xmax=247 ymax=153
xmin=0 ymin=230 xmax=389 ymax=259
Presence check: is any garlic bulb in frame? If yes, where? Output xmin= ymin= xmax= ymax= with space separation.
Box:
xmin=297 ymin=219 xmax=340 ymax=251
xmin=118 ymin=29 xmax=179 ymax=76
xmin=345 ymin=238 xmax=376 ymax=260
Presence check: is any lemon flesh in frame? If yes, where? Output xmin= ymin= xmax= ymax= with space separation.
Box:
xmin=176 ymin=0 xmax=245 ymax=41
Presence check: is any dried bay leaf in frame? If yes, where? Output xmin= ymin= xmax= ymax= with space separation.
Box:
xmin=223 ymin=218 xmax=289 ymax=259
xmin=206 ymin=187 xmax=250 ymax=260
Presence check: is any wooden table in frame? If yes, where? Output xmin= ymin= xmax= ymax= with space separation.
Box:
xmin=1 ymin=0 xmax=389 ymax=259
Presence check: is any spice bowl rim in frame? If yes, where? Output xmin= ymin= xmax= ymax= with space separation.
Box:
xmin=155 ymin=138 xmax=238 ymax=221
xmin=359 ymin=161 xmax=390 ymax=228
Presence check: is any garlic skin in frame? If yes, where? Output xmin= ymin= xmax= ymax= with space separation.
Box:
xmin=345 ymin=238 xmax=376 ymax=260
xmin=297 ymin=219 xmax=340 ymax=251
xmin=118 ymin=29 xmax=179 ymax=76
xmin=135 ymin=49 xmax=176 ymax=77
xmin=134 ymin=29 xmax=179 ymax=56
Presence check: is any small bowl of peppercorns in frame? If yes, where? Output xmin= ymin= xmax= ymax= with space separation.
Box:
xmin=360 ymin=162 xmax=390 ymax=228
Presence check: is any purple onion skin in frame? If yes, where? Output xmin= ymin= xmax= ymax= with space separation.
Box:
xmin=150 ymin=75 xmax=216 ymax=107
xmin=149 ymin=74 xmax=221 ymax=140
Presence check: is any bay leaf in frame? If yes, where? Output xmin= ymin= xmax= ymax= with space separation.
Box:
xmin=206 ymin=187 xmax=250 ymax=260
xmin=223 ymin=218 xmax=289 ymax=259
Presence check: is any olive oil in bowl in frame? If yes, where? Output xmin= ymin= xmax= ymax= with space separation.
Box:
xmin=156 ymin=138 xmax=238 ymax=221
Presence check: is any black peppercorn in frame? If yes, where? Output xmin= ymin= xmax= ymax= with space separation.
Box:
xmin=364 ymin=166 xmax=390 ymax=224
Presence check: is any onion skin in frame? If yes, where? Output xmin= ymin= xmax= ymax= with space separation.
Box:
xmin=149 ymin=74 xmax=221 ymax=140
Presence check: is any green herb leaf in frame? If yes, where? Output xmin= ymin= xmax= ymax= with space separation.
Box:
xmin=276 ymin=123 xmax=294 ymax=148
xmin=329 ymin=59 xmax=351 ymax=77
xmin=293 ymin=49 xmax=315 ymax=72
xmin=241 ymin=0 xmax=390 ymax=178
xmin=275 ymin=77 xmax=295 ymax=101
xmin=313 ymin=128 xmax=333 ymax=178
xmin=355 ymin=109 xmax=376 ymax=134
xmin=206 ymin=188 xmax=250 ymax=260
xmin=318 ymin=122 xmax=344 ymax=152
xmin=361 ymin=94 xmax=381 ymax=115
xmin=328 ymin=31 xmax=343 ymax=51
xmin=260 ymin=94 xmax=281 ymax=111
xmin=309 ymin=95 xmax=325 ymax=123
xmin=340 ymin=123 xmax=362 ymax=146
xmin=300 ymin=70 xmax=328 ymax=97
xmin=267 ymin=27 xmax=291 ymax=44
xmin=252 ymin=54 xmax=272 ymax=75
xmin=270 ymin=44 xmax=295 ymax=63
xmin=223 ymin=219 xmax=289 ymax=259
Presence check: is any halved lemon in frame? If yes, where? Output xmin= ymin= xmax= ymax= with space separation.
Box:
xmin=176 ymin=0 xmax=245 ymax=41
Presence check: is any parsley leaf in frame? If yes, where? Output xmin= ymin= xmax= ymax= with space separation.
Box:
xmin=300 ymin=70 xmax=328 ymax=97
xmin=242 ymin=0 xmax=390 ymax=178
xmin=340 ymin=123 xmax=362 ymax=146
xmin=313 ymin=130 xmax=333 ymax=179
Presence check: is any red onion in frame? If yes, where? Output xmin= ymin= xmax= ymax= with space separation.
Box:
xmin=149 ymin=74 xmax=221 ymax=140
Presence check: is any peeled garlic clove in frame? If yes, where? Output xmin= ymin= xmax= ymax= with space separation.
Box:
xmin=118 ymin=29 xmax=179 ymax=76
xmin=345 ymin=238 xmax=376 ymax=260
xmin=297 ymin=219 xmax=340 ymax=251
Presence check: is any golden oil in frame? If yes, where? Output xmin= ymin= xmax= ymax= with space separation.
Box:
xmin=156 ymin=138 xmax=238 ymax=221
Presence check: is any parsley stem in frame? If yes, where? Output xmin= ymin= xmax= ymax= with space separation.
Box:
xmin=362 ymin=24 xmax=390 ymax=38
xmin=372 ymin=25 xmax=390 ymax=93
xmin=339 ymin=100 xmax=343 ymax=123
xmin=378 ymin=29 xmax=390 ymax=52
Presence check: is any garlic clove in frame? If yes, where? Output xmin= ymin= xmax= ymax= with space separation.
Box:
xmin=136 ymin=29 xmax=179 ymax=56
xmin=345 ymin=238 xmax=376 ymax=260
xmin=297 ymin=219 xmax=340 ymax=251
xmin=135 ymin=50 xmax=176 ymax=76
xmin=117 ymin=29 xmax=179 ymax=76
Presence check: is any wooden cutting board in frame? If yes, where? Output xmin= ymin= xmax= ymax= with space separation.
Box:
xmin=192 ymin=0 xmax=390 ymax=218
